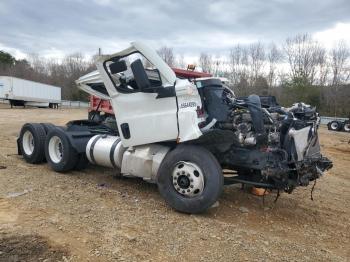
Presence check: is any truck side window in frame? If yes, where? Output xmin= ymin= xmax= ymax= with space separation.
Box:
xmin=107 ymin=52 xmax=162 ymax=93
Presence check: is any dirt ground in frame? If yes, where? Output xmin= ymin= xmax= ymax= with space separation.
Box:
xmin=0 ymin=106 xmax=349 ymax=262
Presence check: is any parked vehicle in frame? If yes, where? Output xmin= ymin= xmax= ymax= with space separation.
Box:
xmin=17 ymin=42 xmax=332 ymax=213
xmin=0 ymin=76 xmax=61 ymax=108
xmin=327 ymin=117 xmax=350 ymax=132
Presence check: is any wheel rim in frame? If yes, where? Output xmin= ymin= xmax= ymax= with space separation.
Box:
xmin=172 ymin=161 xmax=205 ymax=197
xmin=22 ymin=130 xmax=34 ymax=155
xmin=344 ymin=124 xmax=350 ymax=132
xmin=48 ymin=136 xmax=63 ymax=163
xmin=331 ymin=122 xmax=338 ymax=130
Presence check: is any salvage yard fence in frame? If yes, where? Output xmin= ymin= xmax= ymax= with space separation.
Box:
xmin=60 ymin=100 xmax=89 ymax=108
xmin=0 ymin=98 xmax=90 ymax=108
xmin=319 ymin=116 xmax=347 ymax=125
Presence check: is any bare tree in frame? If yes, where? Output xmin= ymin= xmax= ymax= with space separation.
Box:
xmin=228 ymin=44 xmax=248 ymax=85
xmin=327 ymin=40 xmax=350 ymax=116
xmin=330 ymin=40 xmax=350 ymax=86
xmin=157 ymin=46 xmax=175 ymax=67
xmin=212 ymin=55 xmax=224 ymax=76
xmin=284 ymin=34 xmax=323 ymax=84
xmin=28 ymin=53 xmax=49 ymax=78
xmin=315 ymin=47 xmax=329 ymax=86
xmin=199 ymin=52 xmax=213 ymax=73
xmin=248 ymin=42 xmax=266 ymax=84
xmin=267 ymin=43 xmax=282 ymax=87
xmin=175 ymin=54 xmax=186 ymax=69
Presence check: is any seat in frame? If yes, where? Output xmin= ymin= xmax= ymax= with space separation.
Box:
xmin=130 ymin=59 xmax=151 ymax=91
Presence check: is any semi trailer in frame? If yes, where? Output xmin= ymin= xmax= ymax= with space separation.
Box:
xmin=17 ymin=42 xmax=332 ymax=213
xmin=0 ymin=76 xmax=61 ymax=108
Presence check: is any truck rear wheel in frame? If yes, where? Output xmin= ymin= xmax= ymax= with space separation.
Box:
xmin=45 ymin=128 xmax=79 ymax=172
xmin=343 ymin=121 xmax=350 ymax=132
xmin=328 ymin=120 xmax=341 ymax=131
xmin=19 ymin=123 xmax=46 ymax=164
xmin=157 ymin=145 xmax=223 ymax=214
xmin=40 ymin=123 xmax=56 ymax=134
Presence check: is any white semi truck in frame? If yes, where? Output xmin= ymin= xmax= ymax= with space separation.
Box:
xmin=17 ymin=42 xmax=332 ymax=213
xmin=0 ymin=76 xmax=61 ymax=108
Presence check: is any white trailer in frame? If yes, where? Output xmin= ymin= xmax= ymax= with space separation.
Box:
xmin=0 ymin=76 xmax=61 ymax=108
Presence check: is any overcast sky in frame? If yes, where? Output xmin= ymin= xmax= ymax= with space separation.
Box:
xmin=1 ymin=0 xmax=350 ymax=61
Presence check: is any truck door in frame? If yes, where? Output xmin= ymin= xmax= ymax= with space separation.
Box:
xmin=97 ymin=52 xmax=178 ymax=147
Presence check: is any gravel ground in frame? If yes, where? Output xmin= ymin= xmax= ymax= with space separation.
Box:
xmin=0 ymin=107 xmax=349 ymax=261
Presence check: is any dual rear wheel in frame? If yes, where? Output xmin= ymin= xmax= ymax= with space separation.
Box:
xmin=19 ymin=123 xmax=88 ymax=172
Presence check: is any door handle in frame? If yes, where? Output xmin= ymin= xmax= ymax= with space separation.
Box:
xmin=120 ymin=123 xmax=131 ymax=139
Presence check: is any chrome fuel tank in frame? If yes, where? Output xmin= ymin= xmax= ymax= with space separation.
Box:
xmin=86 ymin=135 xmax=126 ymax=168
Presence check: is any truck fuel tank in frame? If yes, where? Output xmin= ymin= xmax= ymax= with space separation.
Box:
xmin=86 ymin=135 xmax=126 ymax=168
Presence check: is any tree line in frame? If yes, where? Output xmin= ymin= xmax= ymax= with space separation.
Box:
xmin=1 ymin=33 xmax=349 ymax=116
xmin=158 ymin=34 xmax=350 ymax=117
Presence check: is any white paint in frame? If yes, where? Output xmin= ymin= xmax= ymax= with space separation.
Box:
xmin=176 ymin=79 xmax=203 ymax=142
xmin=121 ymin=144 xmax=170 ymax=182
xmin=288 ymin=126 xmax=311 ymax=161
xmin=93 ymin=42 xmax=203 ymax=147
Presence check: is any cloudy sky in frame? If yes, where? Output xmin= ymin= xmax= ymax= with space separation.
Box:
xmin=0 ymin=0 xmax=350 ymax=60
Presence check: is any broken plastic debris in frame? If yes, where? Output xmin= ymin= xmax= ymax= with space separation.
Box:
xmin=6 ymin=189 xmax=31 ymax=198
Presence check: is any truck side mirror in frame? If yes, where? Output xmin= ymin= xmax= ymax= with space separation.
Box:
xmin=130 ymin=59 xmax=151 ymax=91
xmin=109 ymin=60 xmax=127 ymax=74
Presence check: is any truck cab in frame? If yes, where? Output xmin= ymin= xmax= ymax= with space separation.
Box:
xmin=78 ymin=42 xmax=204 ymax=147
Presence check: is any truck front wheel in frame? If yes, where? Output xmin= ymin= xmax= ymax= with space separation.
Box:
xmin=157 ymin=145 xmax=223 ymax=214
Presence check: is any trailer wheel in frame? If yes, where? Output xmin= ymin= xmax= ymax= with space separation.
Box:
xmin=343 ymin=122 xmax=350 ymax=132
xmin=45 ymin=128 xmax=79 ymax=172
xmin=157 ymin=145 xmax=223 ymax=214
xmin=19 ymin=123 xmax=46 ymax=164
xmin=328 ymin=121 xmax=341 ymax=131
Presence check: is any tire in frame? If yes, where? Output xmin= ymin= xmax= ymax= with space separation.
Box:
xmin=328 ymin=121 xmax=341 ymax=131
xmin=40 ymin=123 xmax=56 ymax=134
xmin=157 ymin=145 xmax=223 ymax=214
xmin=19 ymin=123 xmax=46 ymax=164
xmin=45 ymin=128 xmax=79 ymax=172
xmin=343 ymin=121 xmax=350 ymax=132
xmin=74 ymin=154 xmax=89 ymax=171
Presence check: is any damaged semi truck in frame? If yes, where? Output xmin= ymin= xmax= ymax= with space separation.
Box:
xmin=17 ymin=42 xmax=332 ymax=213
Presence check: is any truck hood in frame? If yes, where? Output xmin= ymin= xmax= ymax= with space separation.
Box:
xmin=76 ymin=70 xmax=110 ymax=100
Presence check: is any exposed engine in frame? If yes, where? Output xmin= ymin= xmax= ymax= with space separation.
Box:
xmin=195 ymin=78 xmax=333 ymax=193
